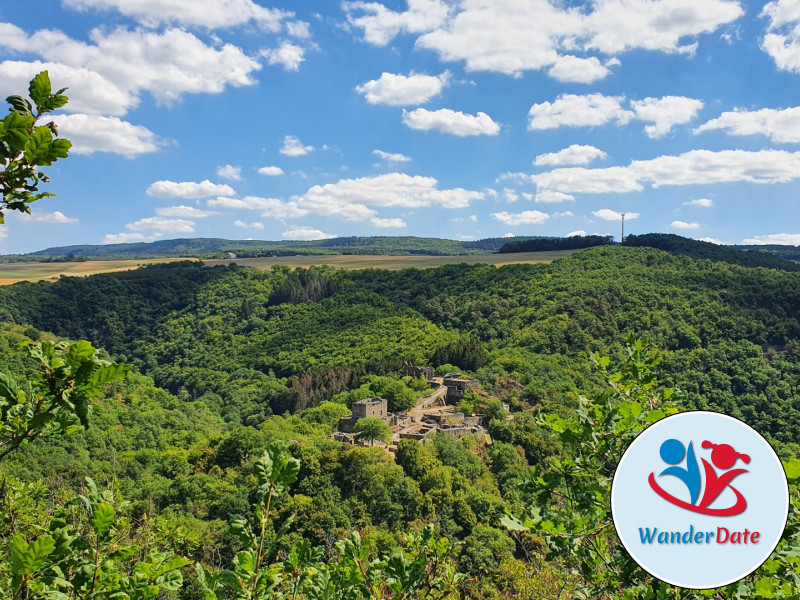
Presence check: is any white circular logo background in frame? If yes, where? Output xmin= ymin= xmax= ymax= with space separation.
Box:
xmin=611 ymin=411 xmax=789 ymax=589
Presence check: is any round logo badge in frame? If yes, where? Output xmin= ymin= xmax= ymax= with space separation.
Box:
xmin=611 ymin=411 xmax=789 ymax=589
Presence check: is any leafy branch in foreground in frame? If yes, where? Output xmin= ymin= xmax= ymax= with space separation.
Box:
xmin=1 ymin=70 xmax=72 ymax=223
xmin=0 ymin=339 xmax=131 ymax=462
xmin=196 ymin=440 xmax=464 ymax=599
xmin=502 ymin=334 xmax=800 ymax=599
xmin=3 ymin=477 xmax=191 ymax=599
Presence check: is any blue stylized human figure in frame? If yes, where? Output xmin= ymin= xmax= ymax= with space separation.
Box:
xmin=658 ymin=439 xmax=701 ymax=505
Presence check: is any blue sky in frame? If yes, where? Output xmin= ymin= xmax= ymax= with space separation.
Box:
xmin=2 ymin=0 xmax=800 ymax=253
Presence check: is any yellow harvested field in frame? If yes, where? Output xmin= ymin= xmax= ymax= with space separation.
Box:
xmin=0 ymin=250 xmax=576 ymax=284
xmin=0 ymin=258 xmax=193 ymax=285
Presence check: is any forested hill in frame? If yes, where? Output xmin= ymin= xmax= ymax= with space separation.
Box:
xmin=9 ymin=235 xmax=541 ymax=260
xmin=2 ymin=245 xmax=800 ymax=442
xmin=497 ymin=232 xmax=800 ymax=271
xmin=623 ymin=233 xmax=800 ymax=270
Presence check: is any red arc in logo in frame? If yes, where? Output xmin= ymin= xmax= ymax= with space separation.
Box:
xmin=649 ymin=440 xmax=749 ymax=516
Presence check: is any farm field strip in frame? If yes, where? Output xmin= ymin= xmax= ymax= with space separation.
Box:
xmin=0 ymin=250 xmax=577 ymax=284
xmin=0 ymin=258 xmax=193 ymax=284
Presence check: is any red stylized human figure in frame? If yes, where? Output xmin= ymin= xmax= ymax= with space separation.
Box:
xmin=698 ymin=441 xmax=750 ymax=509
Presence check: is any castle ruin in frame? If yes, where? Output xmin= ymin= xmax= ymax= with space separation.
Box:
xmin=403 ymin=362 xmax=434 ymax=381
xmin=442 ymin=373 xmax=480 ymax=402
xmin=337 ymin=397 xmax=390 ymax=433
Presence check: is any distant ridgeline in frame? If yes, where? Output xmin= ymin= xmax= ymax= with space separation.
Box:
xmin=623 ymin=234 xmax=800 ymax=271
xmin=497 ymin=235 xmax=613 ymax=253
xmin=2 ymin=235 xmax=546 ymax=262
xmin=5 ymin=233 xmax=799 ymax=270
xmin=499 ymin=233 xmax=800 ymax=271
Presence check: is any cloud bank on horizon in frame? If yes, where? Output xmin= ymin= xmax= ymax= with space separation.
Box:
xmin=2 ymin=0 xmax=800 ymax=251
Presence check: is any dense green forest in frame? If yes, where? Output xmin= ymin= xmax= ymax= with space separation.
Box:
xmin=497 ymin=234 xmax=613 ymax=253
xmin=4 ymin=247 xmax=800 ymax=440
xmin=2 ymin=246 xmax=800 ymax=598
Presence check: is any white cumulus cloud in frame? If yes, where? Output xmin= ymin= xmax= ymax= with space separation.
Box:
xmin=343 ymin=0 xmax=450 ymax=46
xmin=534 ymin=149 xmax=800 ymax=197
xmin=356 ymin=71 xmax=449 ymax=105
xmin=762 ymin=0 xmax=800 ymax=74
xmin=280 ymin=135 xmax=314 ymax=156
xmin=535 ymin=190 xmax=576 ymax=203
xmin=535 ymin=166 xmax=643 ymax=194
xmin=61 ymin=0 xmax=290 ymax=29
xmin=217 ymin=164 xmax=243 ymax=181
xmin=491 ymin=210 xmax=550 ymax=225
xmin=529 ymin=94 xmax=633 ymax=130
xmin=234 ymin=220 xmax=265 ymax=229
xmin=373 ymin=149 xmax=412 ymax=162
xmin=684 ymin=198 xmax=714 ymax=207
xmin=0 ymin=60 xmax=135 ymax=116
xmin=535 ymin=144 xmax=608 ymax=166
xmin=258 ymin=166 xmax=285 ymax=176
xmin=102 ymin=232 xmax=159 ymax=244
xmin=19 ymin=211 xmax=79 ymax=223
xmin=262 ymin=42 xmax=306 ymax=71
xmin=156 ymin=205 xmax=219 ymax=218
xmin=593 ymin=209 xmax=639 ymax=221
xmin=529 ymin=93 xmax=702 ymax=136
xmin=147 ymin=180 xmax=236 ymax=198
xmin=282 ymin=226 xmax=337 ymax=240
xmin=44 ymin=114 xmax=161 ymax=157
xmin=294 ymin=173 xmax=483 ymax=221
xmin=695 ymin=106 xmax=800 ymax=143
xmin=0 ymin=24 xmax=263 ymax=110
xmin=742 ymin=233 xmax=800 ymax=245
xmin=548 ymin=55 xmax=615 ymax=83
xmin=671 ymin=220 xmax=700 ymax=229
xmin=584 ymin=0 xmax=741 ymax=55
xmin=127 ymin=217 xmax=196 ymax=232
xmin=631 ymin=96 xmax=705 ymax=138
xmin=345 ymin=0 xmax=741 ymax=79
xmin=403 ymin=108 xmax=500 ymax=136
xmin=371 ymin=217 xmax=407 ymax=228
xmin=207 ymin=196 xmax=309 ymax=219
xmin=286 ymin=21 xmax=312 ymax=39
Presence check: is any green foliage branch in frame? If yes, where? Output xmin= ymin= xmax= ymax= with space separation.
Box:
xmin=1 ymin=71 xmax=72 ymax=223
xmin=0 ymin=340 xmax=131 ymax=462
xmin=502 ymin=334 xmax=800 ymax=599
xmin=196 ymin=440 xmax=464 ymax=599
xmin=4 ymin=477 xmax=191 ymax=599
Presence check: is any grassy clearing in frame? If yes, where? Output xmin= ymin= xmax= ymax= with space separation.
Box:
xmin=0 ymin=250 xmax=576 ymax=284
